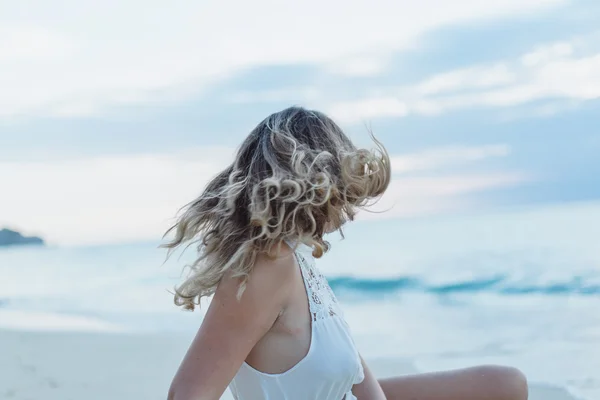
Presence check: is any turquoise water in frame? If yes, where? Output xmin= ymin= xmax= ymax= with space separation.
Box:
xmin=1 ymin=201 xmax=599 ymax=399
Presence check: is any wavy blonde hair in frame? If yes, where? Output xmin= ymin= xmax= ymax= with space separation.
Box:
xmin=162 ymin=106 xmax=391 ymax=310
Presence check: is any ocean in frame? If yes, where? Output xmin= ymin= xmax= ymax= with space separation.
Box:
xmin=1 ymin=201 xmax=599 ymax=399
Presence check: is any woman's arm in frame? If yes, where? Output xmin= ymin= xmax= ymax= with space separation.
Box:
xmin=167 ymin=250 xmax=296 ymax=400
xmin=355 ymin=357 xmax=528 ymax=400
xmin=352 ymin=355 xmax=387 ymax=400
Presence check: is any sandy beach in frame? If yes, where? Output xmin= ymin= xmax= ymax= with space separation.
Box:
xmin=0 ymin=329 xmax=581 ymax=400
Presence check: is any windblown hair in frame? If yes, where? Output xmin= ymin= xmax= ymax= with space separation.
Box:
xmin=162 ymin=106 xmax=391 ymax=310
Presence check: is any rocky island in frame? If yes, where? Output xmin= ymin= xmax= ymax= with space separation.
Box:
xmin=0 ymin=228 xmax=45 ymax=247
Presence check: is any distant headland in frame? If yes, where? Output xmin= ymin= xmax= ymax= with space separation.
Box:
xmin=0 ymin=228 xmax=45 ymax=247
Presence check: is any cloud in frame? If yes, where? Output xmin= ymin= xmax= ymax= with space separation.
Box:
xmin=0 ymin=147 xmax=233 ymax=245
xmin=228 ymin=87 xmax=321 ymax=104
xmin=0 ymin=0 xmax=566 ymax=119
xmin=416 ymin=64 xmax=516 ymax=96
xmin=329 ymin=98 xmax=409 ymax=122
xmin=520 ymin=41 xmax=574 ymax=67
xmin=390 ymin=145 xmax=511 ymax=174
xmin=362 ymin=172 xmax=527 ymax=220
xmin=328 ymin=34 xmax=600 ymax=123
xmin=323 ymin=54 xmax=390 ymax=78
xmin=0 ymin=144 xmax=524 ymax=245
xmin=363 ymin=144 xmax=525 ymax=220
xmin=0 ymin=25 xmax=75 ymax=63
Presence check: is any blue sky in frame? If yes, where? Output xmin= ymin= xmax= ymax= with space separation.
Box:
xmin=1 ymin=0 xmax=599 ymax=245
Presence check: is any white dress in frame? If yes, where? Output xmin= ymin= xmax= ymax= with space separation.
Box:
xmin=228 ymin=243 xmax=365 ymax=400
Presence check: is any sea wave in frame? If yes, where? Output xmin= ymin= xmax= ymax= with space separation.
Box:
xmin=328 ymin=274 xmax=600 ymax=296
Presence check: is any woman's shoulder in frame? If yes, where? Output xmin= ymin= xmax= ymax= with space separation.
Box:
xmin=215 ymin=243 xmax=298 ymax=309
xmin=253 ymin=244 xmax=298 ymax=287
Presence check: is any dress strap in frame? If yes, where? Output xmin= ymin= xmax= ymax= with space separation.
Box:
xmin=288 ymin=242 xmax=341 ymax=322
xmin=290 ymin=246 xmax=319 ymax=320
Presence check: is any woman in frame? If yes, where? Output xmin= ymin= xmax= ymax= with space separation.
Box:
xmin=164 ymin=107 xmax=528 ymax=400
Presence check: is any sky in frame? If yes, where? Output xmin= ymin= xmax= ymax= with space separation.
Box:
xmin=1 ymin=0 xmax=599 ymax=245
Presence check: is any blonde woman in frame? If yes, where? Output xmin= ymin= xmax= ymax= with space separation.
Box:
xmin=165 ymin=107 xmax=528 ymax=400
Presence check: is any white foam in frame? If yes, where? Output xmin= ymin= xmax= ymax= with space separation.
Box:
xmin=0 ymin=310 xmax=125 ymax=333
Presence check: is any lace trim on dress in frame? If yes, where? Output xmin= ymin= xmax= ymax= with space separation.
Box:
xmin=294 ymin=250 xmax=342 ymax=322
